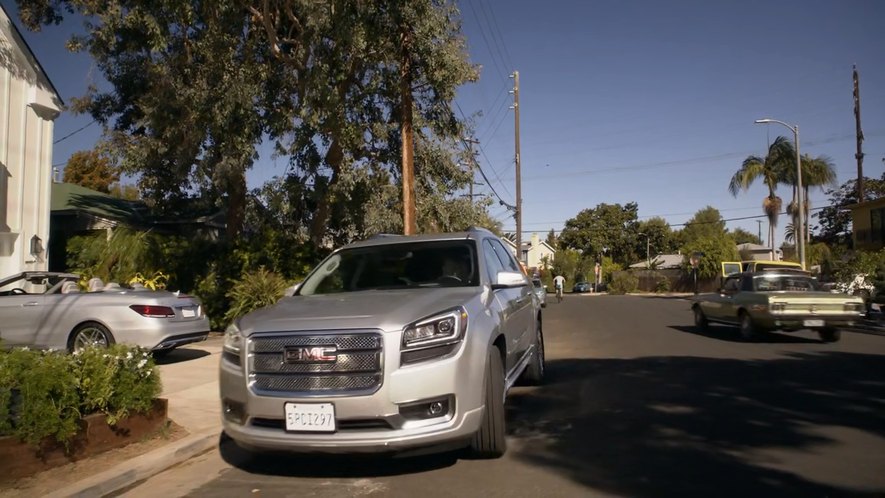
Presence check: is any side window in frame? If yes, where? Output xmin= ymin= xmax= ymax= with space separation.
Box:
xmin=483 ymin=240 xmax=505 ymax=282
xmin=490 ymin=239 xmax=520 ymax=273
xmin=740 ymin=276 xmax=754 ymax=292
xmin=724 ymin=277 xmax=740 ymax=292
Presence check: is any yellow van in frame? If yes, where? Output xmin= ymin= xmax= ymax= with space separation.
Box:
xmin=721 ymin=260 xmax=803 ymax=277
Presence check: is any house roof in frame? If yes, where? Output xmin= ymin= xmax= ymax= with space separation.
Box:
xmin=844 ymin=196 xmax=885 ymax=211
xmin=629 ymin=254 xmax=684 ymax=269
xmin=51 ymin=182 xmax=146 ymax=224
xmin=737 ymin=243 xmax=770 ymax=251
xmin=0 ymin=3 xmax=63 ymax=106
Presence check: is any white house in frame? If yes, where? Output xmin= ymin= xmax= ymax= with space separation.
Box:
xmin=0 ymin=4 xmax=62 ymax=277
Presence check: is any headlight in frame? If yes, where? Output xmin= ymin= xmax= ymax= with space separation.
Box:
xmin=224 ymin=322 xmax=243 ymax=355
xmin=402 ymin=308 xmax=468 ymax=350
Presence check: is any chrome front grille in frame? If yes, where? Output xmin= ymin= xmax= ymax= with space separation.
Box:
xmin=249 ymin=332 xmax=383 ymax=396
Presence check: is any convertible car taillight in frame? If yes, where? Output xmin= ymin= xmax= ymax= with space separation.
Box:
xmin=129 ymin=305 xmax=176 ymax=318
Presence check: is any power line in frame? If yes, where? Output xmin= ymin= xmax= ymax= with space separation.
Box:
xmin=453 ymin=102 xmax=514 ymax=202
xmin=465 ymin=1 xmax=509 ymax=83
xmin=53 ymin=119 xmax=97 ymax=145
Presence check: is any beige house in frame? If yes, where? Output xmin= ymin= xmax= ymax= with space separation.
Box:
xmin=847 ymin=197 xmax=885 ymax=251
xmin=0 ymin=4 xmax=62 ymax=276
xmin=502 ymin=233 xmax=556 ymax=271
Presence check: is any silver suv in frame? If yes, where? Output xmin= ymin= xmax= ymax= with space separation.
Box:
xmin=220 ymin=228 xmax=544 ymax=457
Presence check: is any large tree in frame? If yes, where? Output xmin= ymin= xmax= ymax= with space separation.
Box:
xmin=559 ymin=202 xmax=639 ymax=265
xmin=17 ymin=0 xmax=478 ymax=243
xmin=678 ymin=206 xmax=728 ymax=246
xmin=62 ymin=149 xmax=120 ymax=193
xmin=780 ymin=153 xmax=837 ymax=245
xmin=815 ymin=176 xmax=885 ymax=246
xmin=729 ymin=136 xmax=794 ymax=254
xmin=636 ymin=217 xmax=676 ymax=262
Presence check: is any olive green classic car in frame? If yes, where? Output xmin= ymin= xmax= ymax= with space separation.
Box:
xmin=691 ymin=271 xmax=865 ymax=342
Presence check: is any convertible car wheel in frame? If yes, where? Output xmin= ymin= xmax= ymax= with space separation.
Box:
xmin=69 ymin=322 xmax=115 ymax=353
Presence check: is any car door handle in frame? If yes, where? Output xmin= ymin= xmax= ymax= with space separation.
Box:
xmin=22 ymin=301 xmax=39 ymax=307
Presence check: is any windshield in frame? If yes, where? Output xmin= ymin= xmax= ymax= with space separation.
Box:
xmin=753 ymin=274 xmax=820 ymax=292
xmin=299 ymin=240 xmax=479 ymax=295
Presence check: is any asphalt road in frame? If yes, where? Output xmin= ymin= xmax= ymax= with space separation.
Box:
xmin=127 ymin=294 xmax=885 ymax=497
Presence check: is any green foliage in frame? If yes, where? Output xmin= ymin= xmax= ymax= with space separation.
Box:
xmin=679 ymin=206 xmax=728 ymax=246
xmin=551 ymin=248 xmax=582 ymax=282
xmin=559 ymin=202 xmax=639 ymax=266
xmin=730 ymin=227 xmax=763 ymax=245
xmin=0 ymin=349 xmax=80 ymax=446
xmin=815 ymin=176 xmax=885 ymax=245
xmin=830 ymin=249 xmax=885 ymax=289
xmin=224 ymin=267 xmax=291 ymax=323
xmin=654 ymin=275 xmax=671 ymax=293
xmin=608 ymin=272 xmax=639 ymax=295
xmin=600 ymin=256 xmax=622 ymax=284
xmin=75 ymin=345 xmax=161 ymax=425
xmin=636 ymin=217 xmax=677 ymax=258
xmin=681 ymin=236 xmax=740 ymax=280
xmin=0 ymin=345 xmax=161 ymax=447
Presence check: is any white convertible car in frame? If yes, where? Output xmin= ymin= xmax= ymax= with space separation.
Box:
xmin=0 ymin=272 xmax=210 ymax=355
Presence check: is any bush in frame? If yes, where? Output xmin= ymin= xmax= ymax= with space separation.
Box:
xmin=654 ymin=276 xmax=671 ymax=293
xmin=0 ymin=344 xmax=162 ymax=447
xmin=224 ymin=267 xmax=291 ymax=323
xmin=608 ymin=272 xmax=639 ymax=295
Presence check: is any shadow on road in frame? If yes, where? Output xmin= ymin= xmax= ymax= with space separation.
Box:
xmin=218 ymin=434 xmax=459 ymax=478
xmin=505 ymin=354 xmax=885 ymax=497
xmin=152 ymin=347 xmax=211 ymax=365
xmin=668 ymin=324 xmax=824 ymax=344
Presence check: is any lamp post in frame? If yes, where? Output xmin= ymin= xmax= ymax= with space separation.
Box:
xmin=754 ymin=118 xmax=805 ymax=271
xmin=638 ymin=233 xmax=650 ymax=268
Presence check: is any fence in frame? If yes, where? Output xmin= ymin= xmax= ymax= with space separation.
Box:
xmin=612 ymin=269 xmax=721 ymax=293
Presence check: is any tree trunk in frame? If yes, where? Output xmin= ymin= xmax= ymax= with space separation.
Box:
xmin=309 ymin=139 xmax=344 ymax=246
xmin=400 ymin=26 xmax=417 ymax=235
xmin=226 ymin=169 xmax=246 ymax=239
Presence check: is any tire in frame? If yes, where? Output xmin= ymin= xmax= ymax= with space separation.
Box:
xmin=693 ymin=306 xmax=708 ymax=332
xmin=818 ymin=328 xmax=842 ymax=343
xmin=68 ymin=322 xmax=115 ymax=353
xmin=739 ymin=312 xmax=756 ymax=341
xmin=471 ymin=348 xmax=507 ymax=458
xmin=522 ymin=320 xmax=545 ymax=385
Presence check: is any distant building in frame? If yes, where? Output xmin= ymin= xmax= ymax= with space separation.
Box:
xmin=502 ymin=233 xmax=556 ymax=272
xmin=737 ymin=242 xmax=782 ymax=261
xmin=628 ymin=254 xmax=684 ymax=270
xmin=847 ymin=197 xmax=885 ymax=251
xmin=0 ymin=4 xmax=63 ymax=276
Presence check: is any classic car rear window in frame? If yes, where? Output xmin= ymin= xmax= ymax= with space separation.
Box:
xmin=753 ymin=275 xmax=818 ymax=292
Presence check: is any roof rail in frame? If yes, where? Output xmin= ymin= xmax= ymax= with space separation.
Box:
xmin=368 ymin=233 xmax=404 ymax=240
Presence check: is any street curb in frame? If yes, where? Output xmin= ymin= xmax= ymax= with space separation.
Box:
xmin=46 ymin=429 xmax=218 ymax=498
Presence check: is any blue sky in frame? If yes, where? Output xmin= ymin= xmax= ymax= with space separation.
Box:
xmin=5 ymin=0 xmax=885 ymax=248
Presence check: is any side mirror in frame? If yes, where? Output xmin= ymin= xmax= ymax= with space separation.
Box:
xmin=284 ymin=282 xmax=302 ymax=297
xmin=492 ymin=271 xmax=527 ymax=289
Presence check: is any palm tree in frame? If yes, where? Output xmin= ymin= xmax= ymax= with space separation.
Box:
xmin=729 ymin=136 xmax=794 ymax=257
xmin=779 ymin=153 xmax=837 ymax=244
xmin=784 ymin=222 xmax=795 ymax=244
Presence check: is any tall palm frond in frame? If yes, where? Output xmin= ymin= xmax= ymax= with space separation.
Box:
xmin=784 ymin=222 xmax=795 ymax=244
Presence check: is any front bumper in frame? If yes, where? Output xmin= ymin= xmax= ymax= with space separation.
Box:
xmin=219 ymin=329 xmax=488 ymax=454
xmin=756 ymin=314 xmax=859 ymax=330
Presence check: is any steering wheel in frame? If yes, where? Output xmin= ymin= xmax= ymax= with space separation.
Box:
xmin=10 ymin=288 xmax=26 ymax=295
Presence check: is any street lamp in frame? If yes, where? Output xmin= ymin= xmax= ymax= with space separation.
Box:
xmin=754 ymin=118 xmax=805 ymax=271
xmin=638 ymin=233 xmax=650 ymax=268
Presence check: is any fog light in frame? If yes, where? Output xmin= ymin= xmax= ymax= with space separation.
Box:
xmin=223 ymin=399 xmax=246 ymax=425
xmin=399 ymin=396 xmax=453 ymax=421
xmin=428 ymin=401 xmax=445 ymax=416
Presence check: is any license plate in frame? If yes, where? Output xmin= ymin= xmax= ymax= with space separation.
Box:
xmin=803 ymin=319 xmax=825 ymax=327
xmin=284 ymin=403 xmax=336 ymax=432
xmin=180 ymin=307 xmax=196 ymax=318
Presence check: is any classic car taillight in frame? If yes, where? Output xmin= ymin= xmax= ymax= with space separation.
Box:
xmin=129 ymin=305 xmax=176 ymax=318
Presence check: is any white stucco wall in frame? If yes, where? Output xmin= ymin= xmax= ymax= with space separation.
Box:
xmin=0 ymin=7 xmax=61 ymax=277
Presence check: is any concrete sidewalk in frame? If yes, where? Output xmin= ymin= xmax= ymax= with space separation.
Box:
xmin=47 ymin=339 xmax=224 ymax=498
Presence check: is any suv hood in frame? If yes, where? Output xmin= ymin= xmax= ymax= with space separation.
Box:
xmin=239 ymin=287 xmax=483 ymax=335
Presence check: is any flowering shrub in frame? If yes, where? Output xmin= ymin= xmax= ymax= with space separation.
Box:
xmin=0 ymin=344 xmax=162 ymax=447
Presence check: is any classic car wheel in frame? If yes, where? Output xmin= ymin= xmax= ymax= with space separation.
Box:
xmin=693 ymin=306 xmax=708 ymax=331
xmin=739 ymin=312 xmax=756 ymax=341
xmin=818 ymin=328 xmax=842 ymax=343
xmin=471 ymin=348 xmax=506 ymax=458
xmin=522 ymin=321 xmax=545 ymax=385
xmin=68 ymin=322 xmax=115 ymax=353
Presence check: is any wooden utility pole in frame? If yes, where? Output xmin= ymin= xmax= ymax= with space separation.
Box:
xmin=400 ymin=27 xmax=417 ymax=235
xmin=512 ymin=71 xmax=522 ymax=262
xmin=854 ymin=65 xmax=865 ymax=203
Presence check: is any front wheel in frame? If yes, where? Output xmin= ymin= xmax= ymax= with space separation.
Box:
xmin=522 ymin=321 xmax=545 ymax=385
xmin=471 ymin=348 xmax=507 ymax=458
xmin=818 ymin=328 xmax=842 ymax=343
xmin=739 ymin=312 xmax=756 ymax=341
